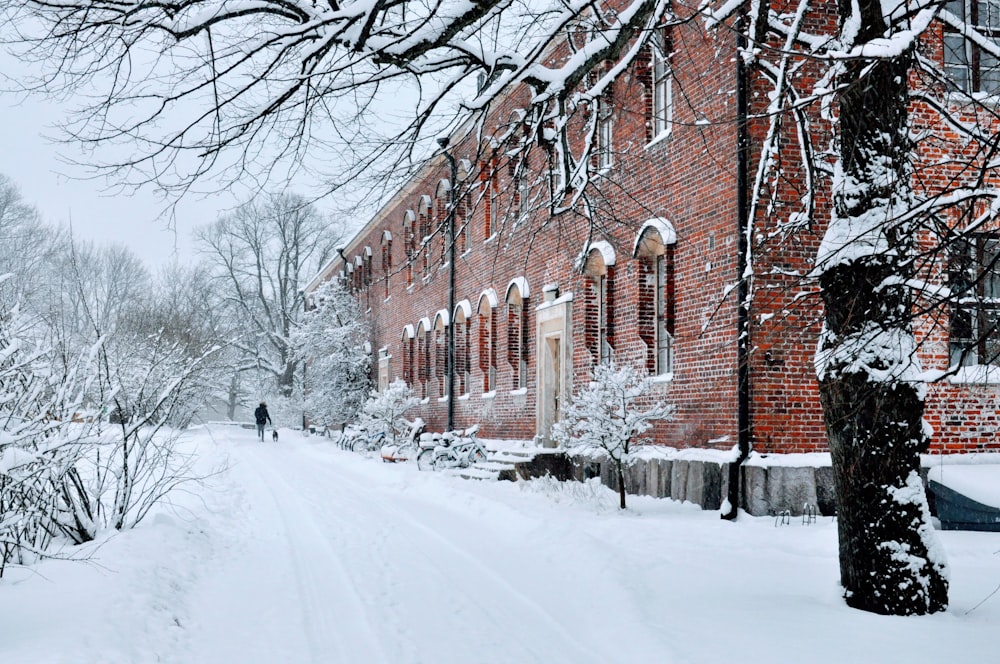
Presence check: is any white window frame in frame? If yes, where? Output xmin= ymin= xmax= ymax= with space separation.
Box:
xmin=651 ymin=33 xmax=673 ymax=137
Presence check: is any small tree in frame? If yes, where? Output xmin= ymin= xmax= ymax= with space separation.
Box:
xmin=355 ymin=379 xmax=421 ymax=446
xmin=554 ymin=361 xmax=674 ymax=509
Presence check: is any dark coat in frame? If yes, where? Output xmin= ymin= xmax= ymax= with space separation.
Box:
xmin=254 ymin=405 xmax=271 ymax=425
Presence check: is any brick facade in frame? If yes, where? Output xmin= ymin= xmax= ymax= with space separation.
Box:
xmin=306 ymin=7 xmax=1000 ymax=456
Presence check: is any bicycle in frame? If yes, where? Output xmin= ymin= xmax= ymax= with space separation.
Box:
xmin=416 ymin=425 xmax=486 ymax=471
xmin=380 ymin=417 xmax=426 ymax=463
xmin=337 ymin=424 xmax=385 ymax=453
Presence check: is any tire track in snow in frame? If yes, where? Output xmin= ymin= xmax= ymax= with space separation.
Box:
xmin=240 ymin=444 xmax=391 ymax=663
xmin=270 ymin=445 xmax=605 ymax=663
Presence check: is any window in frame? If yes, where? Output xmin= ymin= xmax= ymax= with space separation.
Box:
xmin=419 ymin=195 xmax=432 ymax=277
xmin=416 ymin=321 xmax=430 ymax=398
xmin=382 ymin=233 xmax=392 ymax=300
xmin=378 ymin=348 xmax=391 ymax=392
xmin=457 ymin=193 xmax=468 ymax=255
xmin=404 ymin=211 xmax=415 ymax=288
xmin=435 ymin=181 xmax=450 ymax=268
xmin=515 ymin=159 xmax=531 ymax=220
xmin=584 ymin=244 xmax=615 ymax=363
xmin=434 ymin=313 xmax=447 ymax=398
xmin=402 ymin=328 xmax=414 ymax=387
xmin=478 ymin=295 xmax=497 ymax=392
xmin=651 ymin=31 xmax=674 ymax=137
xmin=635 ymin=220 xmax=677 ymax=376
xmin=482 ymin=160 xmax=498 ymax=240
xmin=950 ymin=232 xmax=1000 ymax=366
xmin=595 ymin=98 xmax=613 ymax=170
xmin=944 ymin=0 xmax=1000 ymax=94
xmin=506 ymin=282 xmax=529 ymax=389
xmin=454 ymin=304 xmax=470 ymax=396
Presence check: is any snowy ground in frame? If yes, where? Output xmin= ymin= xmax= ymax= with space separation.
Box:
xmin=2 ymin=424 xmax=998 ymax=664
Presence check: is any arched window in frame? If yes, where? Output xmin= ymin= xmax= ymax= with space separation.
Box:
xmin=401 ymin=325 xmax=415 ymax=387
xmin=583 ymin=242 xmax=616 ymax=364
xmin=454 ymin=300 xmax=472 ymax=396
xmin=403 ymin=210 xmax=415 ymax=287
xmin=478 ymin=291 xmax=498 ymax=392
xmin=416 ymin=318 xmax=431 ymax=399
xmin=381 ymin=231 xmax=392 ymax=300
xmin=634 ymin=218 xmax=677 ymax=375
xmin=506 ymin=278 xmax=530 ymax=389
xmin=434 ymin=311 xmax=449 ymax=398
xmin=419 ymin=195 xmax=432 ymax=277
xmin=435 ymin=179 xmax=450 ymax=268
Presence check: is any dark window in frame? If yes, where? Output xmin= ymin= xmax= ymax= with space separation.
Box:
xmin=944 ymin=0 xmax=1000 ymax=94
xmin=950 ymin=232 xmax=1000 ymax=365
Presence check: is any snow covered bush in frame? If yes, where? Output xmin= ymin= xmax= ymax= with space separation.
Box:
xmin=355 ymin=379 xmax=421 ymax=446
xmin=292 ymin=278 xmax=372 ymax=428
xmin=553 ymin=361 xmax=674 ymax=509
xmin=0 ymin=304 xmax=98 ymax=574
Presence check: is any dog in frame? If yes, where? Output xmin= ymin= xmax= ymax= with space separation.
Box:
xmin=271 ymin=429 xmax=279 ymax=442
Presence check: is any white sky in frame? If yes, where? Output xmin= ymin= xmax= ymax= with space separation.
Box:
xmin=0 ymin=86 xmax=228 ymax=268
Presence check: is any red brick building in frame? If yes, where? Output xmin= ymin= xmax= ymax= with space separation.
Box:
xmin=305 ymin=5 xmax=1000 ymax=510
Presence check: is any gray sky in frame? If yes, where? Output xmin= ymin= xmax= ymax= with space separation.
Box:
xmin=0 ymin=87 xmax=225 ymax=268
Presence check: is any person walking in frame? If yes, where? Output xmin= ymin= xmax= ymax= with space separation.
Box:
xmin=254 ymin=402 xmax=272 ymax=442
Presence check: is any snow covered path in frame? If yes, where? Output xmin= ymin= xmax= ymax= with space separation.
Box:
xmin=186 ymin=426 xmax=652 ymax=663
xmin=2 ymin=424 xmax=999 ymax=663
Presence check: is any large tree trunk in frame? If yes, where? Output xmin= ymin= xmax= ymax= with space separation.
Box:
xmin=815 ymin=0 xmax=947 ymax=615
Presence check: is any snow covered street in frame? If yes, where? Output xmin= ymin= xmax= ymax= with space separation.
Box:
xmin=2 ymin=424 xmax=999 ymax=663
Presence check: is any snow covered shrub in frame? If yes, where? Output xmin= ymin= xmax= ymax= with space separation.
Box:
xmin=0 ymin=306 xmax=97 ymax=574
xmin=355 ymin=379 xmax=421 ymax=446
xmin=553 ymin=361 xmax=674 ymax=509
xmin=87 ymin=327 xmax=222 ymax=532
xmin=292 ymin=278 xmax=372 ymax=427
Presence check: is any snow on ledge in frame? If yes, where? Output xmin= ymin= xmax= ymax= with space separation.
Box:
xmin=947 ymin=364 xmax=1000 ymax=384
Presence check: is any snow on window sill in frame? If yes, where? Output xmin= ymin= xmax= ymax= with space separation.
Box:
xmin=461 ymin=249 xmax=473 ymax=259
xmin=438 ymin=396 xmax=449 ymax=403
xmin=509 ymin=388 xmax=528 ymax=396
xmin=645 ymin=129 xmax=672 ymax=150
xmin=482 ymin=391 xmax=496 ymax=400
xmin=420 ymin=397 xmax=430 ymax=404
xmin=948 ymin=365 xmax=1000 ymax=385
xmin=484 ymin=233 xmax=498 ymax=245
xmin=651 ymin=372 xmax=674 ymax=384
xmin=458 ymin=393 xmax=470 ymax=401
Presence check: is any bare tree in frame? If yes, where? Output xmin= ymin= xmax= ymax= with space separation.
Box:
xmin=0 ymin=174 xmax=58 ymax=311
xmin=197 ymin=192 xmax=344 ymax=404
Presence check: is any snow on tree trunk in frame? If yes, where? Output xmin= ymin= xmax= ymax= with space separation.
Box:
xmin=814 ymin=0 xmax=947 ymax=615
